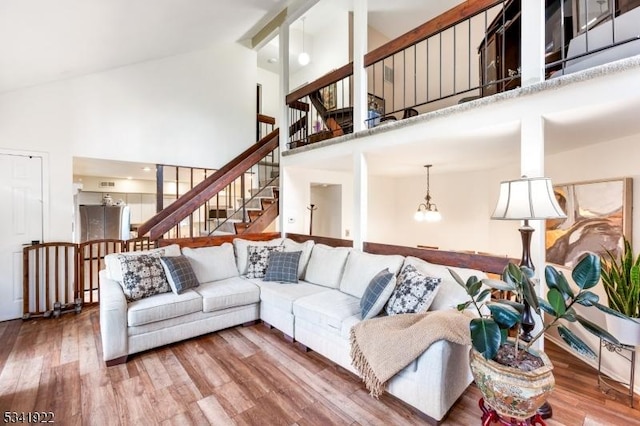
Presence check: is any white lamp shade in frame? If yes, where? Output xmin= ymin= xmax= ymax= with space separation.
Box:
xmin=491 ymin=177 xmax=567 ymax=220
xmin=298 ymin=52 xmax=310 ymax=66
xmin=424 ymin=210 xmax=442 ymax=222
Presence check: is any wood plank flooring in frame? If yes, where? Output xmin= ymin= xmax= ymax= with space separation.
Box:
xmin=0 ymin=307 xmax=639 ymax=425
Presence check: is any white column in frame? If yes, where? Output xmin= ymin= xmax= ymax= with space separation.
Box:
xmin=352 ymin=0 xmax=368 ymax=132
xmin=278 ymin=24 xmax=290 ymax=234
xmin=352 ymin=151 xmax=368 ymax=250
xmin=521 ymin=114 xmax=546 ymax=350
xmin=520 ymin=0 xmax=546 ymax=87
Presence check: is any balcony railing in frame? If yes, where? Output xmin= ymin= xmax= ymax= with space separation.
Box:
xmin=286 ymin=0 xmax=640 ymax=150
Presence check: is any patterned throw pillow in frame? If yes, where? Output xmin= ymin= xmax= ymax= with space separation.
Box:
xmin=385 ymin=264 xmax=441 ymax=315
xmin=264 ymin=251 xmax=302 ymax=283
xmin=246 ymin=245 xmax=285 ymax=279
xmin=160 ymin=255 xmax=200 ymax=294
xmin=360 ymin=268 xmax=397 ymax=319
xmin=117 ymin=253 xmax=171 ymax=301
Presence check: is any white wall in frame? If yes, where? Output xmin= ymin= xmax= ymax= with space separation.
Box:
xmin=0 ymin=43 xmax=257 ymax=241
xmin=257 ymin=67 xmax=280 ymax=121
xmin=367 ymin=168 xmax=521 ymax=258
xmin=289 ymin=13 xmax=350 ymax=91
xmin=282 ymin=167 xmax=352 ymax=239
xmin=310 ymin=184 xmax=342 ymax=238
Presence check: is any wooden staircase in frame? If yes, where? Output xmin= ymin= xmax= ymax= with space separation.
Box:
xmin=138 ymin=129 xmax=280 ymax=241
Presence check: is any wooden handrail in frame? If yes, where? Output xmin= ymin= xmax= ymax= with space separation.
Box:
xmin=285 ymin=0 xmax=502 ymax=105
xmin=138 ymin=129 xmax=280 ymax=239
xmin=257 ymin=114 xmax=276 ymax=125
xmin=365 ymin=0 xmax=503 ymax=65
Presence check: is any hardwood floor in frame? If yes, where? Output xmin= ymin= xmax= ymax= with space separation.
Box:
xmin=0 ymin=307 xmax=638 ymax=425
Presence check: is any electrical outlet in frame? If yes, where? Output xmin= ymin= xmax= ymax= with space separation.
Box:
xmin=345 ymin=229 xmax=350 ymax=237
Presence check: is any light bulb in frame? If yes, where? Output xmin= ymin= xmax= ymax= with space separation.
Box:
xmin=414 ymin=210 xmax=424 ymax=221
xmin=424 ymin=210 xmax=442 ymax=222
xmin=298 ymin=52 xmax=310 ymax=66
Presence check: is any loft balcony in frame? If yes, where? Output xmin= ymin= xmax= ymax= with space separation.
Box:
xmin=284 ymin=0 xmax=640 ymax=151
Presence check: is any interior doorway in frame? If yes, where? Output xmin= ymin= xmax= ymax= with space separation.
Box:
xmin=310 ymin=183 xmax=342 ymax=238
xmin=0 ymin=153 xmax=43 ymax=320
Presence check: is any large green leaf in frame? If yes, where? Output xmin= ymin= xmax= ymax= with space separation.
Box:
xmin=468 ymin=280 xmax=483 ymax=297
xmin=494 ymin=299 xmax=524 ymax=313
xmin=481 ymin=278 xmax=516 ymax=292
xmin=506 ymin=263 xmax=523 ymax=282
xmin=522 ymin=275 xmax=540 ymax=314
xmin=456 ymin=301 xmax=471 ymax=311
xmin=538 ymin=298 xmax=556 ymax=316
xmin=476 ymin=289 xmax=492 ymax=304
xmin=470 ymin=318 xmax=501 ymax=360
xmin=575 ymin=290 xmax=600 ymax=307
xmin=572 ymin=253 xmax=601 ymax=290
xmin=545 ymin=265 xmax=575 ymax=299
xmin=487 ymin=302 xmax=520 ymax=329
xmin=547 ymin=288 xmax=566 ymax=317
xmin=594 ymin=302 xmax=639 ymax=322
xmin=576 ymin=315 xmax=620 ymax=345
xmin=558 ymin=325 xmax=597 ymax=360
xmin=448 ymin=268 xmax=467 ymax=289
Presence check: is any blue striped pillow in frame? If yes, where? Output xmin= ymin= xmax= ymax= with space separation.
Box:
xmin=360 ymin=268 xmax=396 ymax=319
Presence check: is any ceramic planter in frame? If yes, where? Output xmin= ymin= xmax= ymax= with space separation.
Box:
xmin=469 ymin=345 xmax=555 ymax=420
xmin=605 ymin=313 xmax=640 ymax=346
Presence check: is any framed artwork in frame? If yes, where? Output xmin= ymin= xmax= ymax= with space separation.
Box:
xmin=367 ymin=94 xmax=385 ymax=116
xmin=320 ymin=83 xmax=337 ymax=110
xmin=545 ymin=177 xmax=633 ymax=267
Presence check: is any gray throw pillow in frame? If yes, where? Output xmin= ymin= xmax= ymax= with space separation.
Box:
xmin=160 ymin=255 xmax=200 ymax=294
xmin=360 ymin=268 xmax=397 ymax=319
xmin=246 ymin=245 xmax=285 ymax=279
xmin=264 ymin=251 xmax=303 ymax=283
xmin=117 ymin=253 xmax=171 ymax=301
xmin=385 ymin=264 xmax=441 ymax=315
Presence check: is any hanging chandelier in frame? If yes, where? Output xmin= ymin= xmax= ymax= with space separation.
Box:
xmin=414 ymin=164 xmax=442 ymax=222
xmin=298 ymin=17 xmax=310 ymax=66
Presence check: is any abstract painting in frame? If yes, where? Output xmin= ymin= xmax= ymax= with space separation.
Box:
xmin=545 ymin=178 xmax=632 ymax=267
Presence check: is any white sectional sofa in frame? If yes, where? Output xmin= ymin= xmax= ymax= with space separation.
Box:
xmin=99 ymin=233 xmax=502 ymax=424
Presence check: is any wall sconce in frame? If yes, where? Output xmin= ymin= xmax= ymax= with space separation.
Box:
xmin=414 ymin=164 xmax=442 ymax=222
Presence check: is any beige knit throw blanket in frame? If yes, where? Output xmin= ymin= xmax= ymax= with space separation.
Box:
xmin=349 ymin=309 xmax=472 ymax=398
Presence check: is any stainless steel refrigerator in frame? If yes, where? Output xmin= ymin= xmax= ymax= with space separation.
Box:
xmin=79 ymin=205 xmax=131 ymax=242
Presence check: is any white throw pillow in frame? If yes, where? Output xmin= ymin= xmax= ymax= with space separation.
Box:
xmin=339 ymin=251 xmax=405 ymax=299
xmin=402 ymin=256 xmax=488 ymax=311
xmin=233 ymin=237 xmax=283 ymax=275
xmin=304 ymin=244 xmax=351 ymax=289
xmin=104 ymin=243 xmax=181 ymax=282
xmin=282 ymin=238 xmax=315 ymax=279
xmin=181 ymin=243 xmax=239 ymax=283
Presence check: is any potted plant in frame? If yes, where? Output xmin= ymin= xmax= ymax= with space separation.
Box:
xmin=449 ymin=253 xmax=622 ymax=420
xmin=598 ymin=237 xmax=640 ymax=346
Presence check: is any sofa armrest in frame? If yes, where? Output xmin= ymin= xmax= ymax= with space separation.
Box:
xmin=99 ymin=270 xmax=128 ymax=363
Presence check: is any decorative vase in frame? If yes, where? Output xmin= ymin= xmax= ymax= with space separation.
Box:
xmin=605 ymin=313 xmax=640 ymax=346
xmin=470 ymin=345 xmax=555 ymax=420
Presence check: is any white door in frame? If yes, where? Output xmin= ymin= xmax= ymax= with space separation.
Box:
xmin=0 ymin=154 xmax=43 ymax=321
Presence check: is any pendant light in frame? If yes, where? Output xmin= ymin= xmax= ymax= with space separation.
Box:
xmin=414 ymin=165 xmax=442 ymax=222
xmin=298 ymin=17 xmax=310 ymax=66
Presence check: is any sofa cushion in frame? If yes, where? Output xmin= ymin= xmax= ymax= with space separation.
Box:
xmin=194 ymin=277 xmax=260 ymax=313
xmin=293 ymin=290 xmax=361 ymax=335
xmin=104 ymin=244 xmax=181 ymax=282
xmin=402 ymin=256 xmax=488 ymax=311
xmin=118 ymin=253 xmax=172 ymax=301
xmin=360 ymin=269 xmax=396 ymax=319
xmin=252 ymin=280 xmax=329 ymax=312
xmin=246 ymin=245 xmax=285 ymax=279
xmin=160 ymin=255 xmax=200 ymax=294
xmin=127 ymin=289 xmax=202 ymax=326
xmin=385 ymin=264 xmax=441 ymax=315
xmin=339 ymin=251 xmax=405 ymax=298
xmin=304 ymin=244 xmax=350 ymax=289
xmin=234 ymin=237 xmax=283 ymax=275
xmin=182 ymin=243 xmax=239 ymax=283
xmin=264 ymin=251 xmax=302 ymax=283
xmin=282 ymin=238 xmax=315 ymax=278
